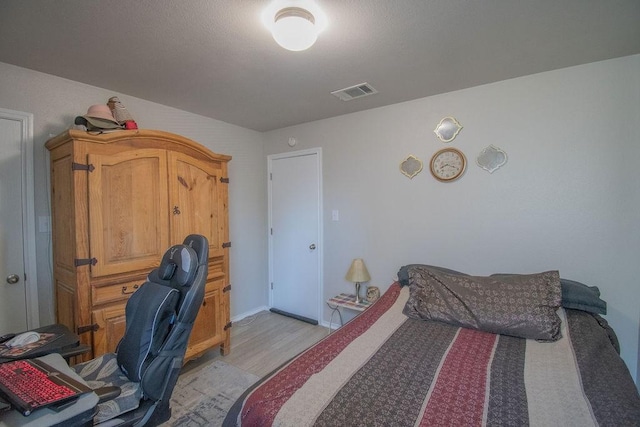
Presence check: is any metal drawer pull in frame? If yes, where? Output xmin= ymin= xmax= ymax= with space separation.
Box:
xmin=122 ymin=284 xmax=139 ymax=295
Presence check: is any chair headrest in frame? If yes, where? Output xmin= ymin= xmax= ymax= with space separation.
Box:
xmin=157 ymin=244 xmax=198 ymax=287
xmin=183 ymin=234 xmax=209 ymax=265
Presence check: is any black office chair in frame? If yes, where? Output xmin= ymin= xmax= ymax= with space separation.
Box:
xmin=71 ymin=234 xmax=209 ymax=426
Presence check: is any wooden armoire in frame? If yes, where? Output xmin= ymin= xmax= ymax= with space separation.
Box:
xmin=45 ymin=129 xmax=231 ymax=362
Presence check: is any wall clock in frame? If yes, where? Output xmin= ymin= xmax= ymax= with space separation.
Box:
xmin=430 ymin=148 xmax=466 ymax=182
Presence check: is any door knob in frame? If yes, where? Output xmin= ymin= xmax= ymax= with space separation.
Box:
xmin=6 ymin=274 xmax=20 ymax=284
xmin=309 ymin=244 xmax=316 ymax=250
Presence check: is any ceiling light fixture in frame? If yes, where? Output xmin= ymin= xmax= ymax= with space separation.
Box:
xmin=263 ymin=1 xmax=327 ymax=52
xmin=272 ymin=7 xmax=316 ymax=51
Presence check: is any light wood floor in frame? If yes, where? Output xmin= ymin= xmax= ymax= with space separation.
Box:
xmin=181 ymin=311 xmax=329 ymax=377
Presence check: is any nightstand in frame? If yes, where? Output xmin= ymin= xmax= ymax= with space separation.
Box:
xmin=326 ymin=293 xmax=371 ymax=332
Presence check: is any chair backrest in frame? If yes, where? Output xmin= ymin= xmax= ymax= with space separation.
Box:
xmin=116 ymin=235 xmax=208 ymax=403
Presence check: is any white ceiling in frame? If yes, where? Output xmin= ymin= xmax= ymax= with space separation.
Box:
xmin=1 ymin=0 xmax=639 ymax=132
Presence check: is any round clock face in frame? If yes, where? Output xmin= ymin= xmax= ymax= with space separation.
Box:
xmin=430 ymin=148 xmax=466 ymax=182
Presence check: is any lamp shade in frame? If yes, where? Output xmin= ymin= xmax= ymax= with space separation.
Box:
xmin=272 ymin=7 xmax=317 ymax=51
xmin=345 ymin=258 xmax=371 ymax=283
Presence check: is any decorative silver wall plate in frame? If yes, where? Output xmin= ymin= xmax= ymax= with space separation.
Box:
xmin=400 ymin=155 xmax=423 ymax=179
xmin=476 ymin=145 xmax=508 ymax=173
xmin=434 ymin=116 xmax=463 ymax=142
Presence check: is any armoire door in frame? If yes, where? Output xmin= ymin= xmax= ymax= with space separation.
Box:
xmin=88 ymin=149 xmax=170 ymax=277
xmin=92 ymin=301 xmax=127 ymax=355
xmin=187 ymin=280 xmax=223 ymax=355
xmin=168 ymin=152 xmax=228 ymax=252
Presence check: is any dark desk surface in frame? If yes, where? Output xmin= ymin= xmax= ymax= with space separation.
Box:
xmin=0 ymin=324 xmax=89 ymax=364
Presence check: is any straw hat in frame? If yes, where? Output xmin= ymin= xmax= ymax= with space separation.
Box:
xmin=75 ymin=104 xmax=122 ymax=129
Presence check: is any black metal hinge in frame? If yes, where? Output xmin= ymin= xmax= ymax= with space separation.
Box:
xmin=223 ymin=284 xmax=231 ymax=293
xmin=74 ymin=258 xmax=98 ymax=267
xmin=224 ymin=321 xmax=233 ymax=331
xmin=220 ymin=177 xmax=229 ymax=183
xmin=72 ymin=162 xmax=95 ymax=172
xmin=77 ymin=324 xmax=99 ymax=334
xmin=222 ymin=242 xmax=231 ymax=248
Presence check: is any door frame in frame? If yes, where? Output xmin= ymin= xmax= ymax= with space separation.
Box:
xmin=267 ymin=148 xmax=323 ymax=322
xmin=0 ymin=108 xmax=39 ymax=328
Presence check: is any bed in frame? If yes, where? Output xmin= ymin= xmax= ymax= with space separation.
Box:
xmin=224 ymin=265 xmax=640 ymax=426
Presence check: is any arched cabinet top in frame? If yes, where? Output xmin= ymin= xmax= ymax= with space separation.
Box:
xmin=46 ymin=129 xmax=231 ymax=163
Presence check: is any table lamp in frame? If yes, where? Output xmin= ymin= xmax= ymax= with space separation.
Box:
xmin=345 ymin=258 xmax=371 ymax=303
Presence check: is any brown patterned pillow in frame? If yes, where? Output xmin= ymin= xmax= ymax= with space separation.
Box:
xmin=403 ymin=266 xmax=562 ymax=341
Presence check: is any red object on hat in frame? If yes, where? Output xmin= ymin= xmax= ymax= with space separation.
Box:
xmin=124 ymin=120 xmax=138 ymax=130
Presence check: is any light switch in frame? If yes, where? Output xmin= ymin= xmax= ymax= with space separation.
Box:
xmin=38 ymin=216 xmax=50 ymax=233
xmin=332 ymin=210 xmax=339 ymax=221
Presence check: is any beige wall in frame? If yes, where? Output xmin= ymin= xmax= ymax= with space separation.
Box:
xmin=264 ymin=54 xmax=640 ymax=383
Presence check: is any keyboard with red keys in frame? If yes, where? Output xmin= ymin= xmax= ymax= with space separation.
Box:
xmin=0 ymin=359 xmax=81 ymax=415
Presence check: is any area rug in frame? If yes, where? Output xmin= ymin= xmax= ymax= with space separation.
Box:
xmin=163 ymin=360 xmax=259 ymax=426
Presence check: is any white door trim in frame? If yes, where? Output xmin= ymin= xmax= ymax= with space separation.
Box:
xmin=267 ymin=148 xmax=323 ymax=322
xmin=0 ymin=108 xmax=39 ymax=328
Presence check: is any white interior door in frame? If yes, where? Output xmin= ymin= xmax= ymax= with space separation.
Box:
xmin=269 ymin=149 xmax=322 ymax=322
xmin=0 ymin=110 xmax=38 ymax=334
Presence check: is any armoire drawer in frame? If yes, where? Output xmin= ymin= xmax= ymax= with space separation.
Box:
xmin=92 ymin=280 xmax=142 ymax=306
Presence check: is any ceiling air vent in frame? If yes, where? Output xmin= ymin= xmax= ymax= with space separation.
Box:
xmin=331 ymin=82 xmax=378 ymax=101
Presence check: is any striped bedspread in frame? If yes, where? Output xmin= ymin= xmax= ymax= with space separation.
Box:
xmin=225 ymin=283 xmax=640 ymax=426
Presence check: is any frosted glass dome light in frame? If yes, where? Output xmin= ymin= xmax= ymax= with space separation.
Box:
xmin=272 ymin=7 xmax=317 ymax=51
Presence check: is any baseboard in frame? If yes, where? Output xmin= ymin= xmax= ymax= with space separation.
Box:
xmin=231 ymin=305 xmax=269 ymax=323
